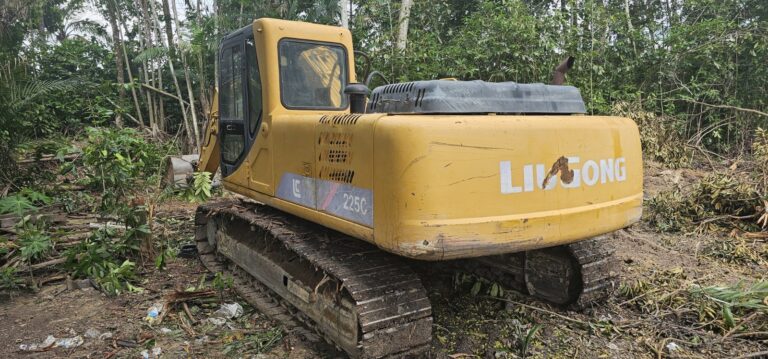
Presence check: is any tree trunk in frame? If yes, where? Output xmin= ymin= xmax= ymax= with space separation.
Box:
xmin=150 ymin=0 xmax=194 ymax=150
xmin=196 ymin=0 xmax=210 ymax=118
xmin=157 ymin=67 xmax=165 ymax=132
xmin=339 ymin=0 xmax=349 ymax=28
xmin=171 ymin=0 xmax=202 ymax=150
xmin=624 ymin=0 xmax=634 ymax=32
xmin=121 ymin=41 xmax=145 ymax=129
xmin=396 ymin=0 xmax=413 ymax=50
xmin=161 ymin=0 xmax=175 ymax=59
xmin=213 ymin=0 xmax=220 ymax=89
xmin=239 ymin=1 xmax=244 ymax=27
xmin=105 ymin=0 xmax=125 ymax=128
xmin=624 ymin=0 xmax=637 ymax=56
xmin=151 ymin=0 xmax=166 ymax=133
xmin=140 ymin=59 xmax=155 ymax=132
xmin=571 ymin=0 xmax=577 ymax=28
xmin=116 ymin=10 xmax=145 ymax=129
xmin=136 ymin=0 xmax=157 ymax=133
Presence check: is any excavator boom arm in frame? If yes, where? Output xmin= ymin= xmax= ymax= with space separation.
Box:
xmin=197 ymin=89 xmax=220 ymax=175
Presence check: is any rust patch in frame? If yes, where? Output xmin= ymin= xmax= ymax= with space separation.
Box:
xmin=541 ymin=156 xmax=574 ymax=188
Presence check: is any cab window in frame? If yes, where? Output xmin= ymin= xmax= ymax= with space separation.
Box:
xmin=279 ymin=40 xmax=348 ymax=109
xmin=219 ymin=44 xmax=245 ymax=164
xmin=219 ymin=47 xmax=233 ymax=121
xmin=246 ymin=38 xmax=262 ymax=134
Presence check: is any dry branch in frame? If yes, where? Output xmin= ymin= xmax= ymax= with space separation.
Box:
xmin=140 ymin=83 xmax=190 ymax=106
xmin=735 ymin=351 xmax=768 ymax=359
xmin=164 ymin=289 xmax=216 ymax=304
xmin=21 ymin=257 xmax=67 ymax=271
xmin=683 ymin=100 xmax=768 ymax=118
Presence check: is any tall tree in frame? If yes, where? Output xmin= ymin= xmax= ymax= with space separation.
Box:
xmin=171 ymin=0 xmax=202 ymax=149
xmin=396 ymin=0 xmax=413 ymax=50
xmin=339 ymin=0 xmax=349 ymax=28
xmin=104 ymin=0 xmax=125 ymax=128
xmin=150 ymin=0 xmax=194 ymax=150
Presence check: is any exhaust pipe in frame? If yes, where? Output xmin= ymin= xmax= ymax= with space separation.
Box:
xmin=550 ymin=56 xmax=575 ymax=85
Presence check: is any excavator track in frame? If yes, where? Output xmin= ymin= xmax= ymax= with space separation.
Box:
xmin=194 ymin=199 xmax=432 ymax=358
xmin=466 ymin=235 xmax=619 ymax=308
xmin=194 ymin=199 xmax=617 ymax=358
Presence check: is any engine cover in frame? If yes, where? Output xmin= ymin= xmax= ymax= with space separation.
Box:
xmin=367 ymin=80 xmax=586 ymax=114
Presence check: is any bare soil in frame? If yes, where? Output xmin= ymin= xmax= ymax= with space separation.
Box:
xmin=1 ymin=166 xmax=766 ymax=358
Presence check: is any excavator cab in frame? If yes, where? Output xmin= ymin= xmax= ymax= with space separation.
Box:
xmin=165 ymin=20 xmax=353 ymax=187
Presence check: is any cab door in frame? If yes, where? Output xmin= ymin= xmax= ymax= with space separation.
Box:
xmin=218 ymin=34 xmax=248 ymax=180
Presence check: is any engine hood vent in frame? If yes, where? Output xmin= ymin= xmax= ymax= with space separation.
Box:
xmin=367 ymin=80 xmax=586 ymax=115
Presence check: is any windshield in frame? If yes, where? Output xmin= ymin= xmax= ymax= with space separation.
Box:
xmin=279 ymin=40 xmax=348 ymax=109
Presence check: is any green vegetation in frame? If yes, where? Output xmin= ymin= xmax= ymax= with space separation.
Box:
xmin=0 ymin=189 xmax=52 ymax=216
xmin=620 ymin=270 xmax=768 ymax=335
xmin=647 ymin=171 xmax=763 ymax=233
xmin=0 ymin=268 xmax=24 ymax=291
xmin=181 ymin=171 xmax=213 ymax=203
xmin=0 ymin=127 xmax=171 ymax=295
xmin=17 ymin=224 xmax=53 ymax=263
xmin=222 ymin=328 xmax=284 ymax=355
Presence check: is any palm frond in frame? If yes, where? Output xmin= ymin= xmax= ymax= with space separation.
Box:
xmin=133 ymin=46 xmax=169 ymax=64
xmin=5 ymin=78 xmax=82 ymax=109
xmin=66 ymin=19 xmax=108 ymax=39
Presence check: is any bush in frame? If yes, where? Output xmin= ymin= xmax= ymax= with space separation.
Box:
xmin=62 ymin=128 xmax=167 ymax=294
xmin=751 ymin=127 xmax=768 ymax=189
xmin=0 ymin=268 xmax=23 ymax=292
xmin=646 ymin=191 xmax=691 ymax=233
xmin=621 ymin=272 xmax=768 ymax=334
xmin=66 ymin=227 xmax=144 ymax=295
xmin=612 ymin=101 xmax=690 ymax=168
xmin=703 ymin=235 xmax=768 ymax=265
xmin=81 ymin=127 xmax=165 ymax=212
xmin=692 ymin=173 xmax=761 ymax=220
xmin=17 ymin=223 xmax=53 ymax=263
xmin=181 ymin=171 xmax=213 ymax=203
xmin=0 ymin=189 xmax=52 ymax=216
xmin=647 ymin=172 xmax=762 ymax=233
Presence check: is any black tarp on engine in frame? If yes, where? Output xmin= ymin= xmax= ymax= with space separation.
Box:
xmin=367 ymin=80 xmax=586 ymax=114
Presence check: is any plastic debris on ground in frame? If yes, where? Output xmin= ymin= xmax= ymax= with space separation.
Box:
xmin=207 ymin=317 xmax=227 ymax=326
xmin=666 ymin=341 xmax=680 ymax=352
xmin=84 ymin=328 xmax=100 ymax=339
xmin=84 ymin=328 xmax=113 ymax=340
xmin=19 ymin=335 xmax=84 ymax=351
xmin=212 ymin=302 xmax=243 ymax=319
xmin=140 ymin=346 xmax=162 ymax=359
xmin=145 ymin=302 xmax=164 ymax=324
xmin=57 ymin=336 xmax=84 ymax=349
xmin=194 ymin=335 xmax=210 ymax=345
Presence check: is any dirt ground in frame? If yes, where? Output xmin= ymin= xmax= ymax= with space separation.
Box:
xmin=1 ymin=165 xmax=766 ymax=358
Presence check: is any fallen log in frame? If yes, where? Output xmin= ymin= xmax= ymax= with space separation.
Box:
xmin=15 ymin=153 xmax=79 ymax=165
xmin=0 ymin=212 xmax=68 ymax=229
xmin=38 ymin=274 xmax=66 ymax=286
xmin=10 ymin=257 xmax=68 ymax=272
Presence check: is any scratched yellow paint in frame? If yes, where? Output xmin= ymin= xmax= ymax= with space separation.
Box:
xmin=372 ymin=115 xmax=643 ymax=259
xmin=200 ymin=19 xmax=644 ymax=261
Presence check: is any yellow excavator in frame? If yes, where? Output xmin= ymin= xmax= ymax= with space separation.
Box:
xmin=179 ymin=18 xmax=642 ymax=358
